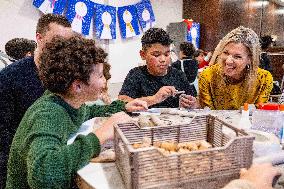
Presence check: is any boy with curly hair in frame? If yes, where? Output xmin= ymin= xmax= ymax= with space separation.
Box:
xmin=6 ymin=36 xmax=147 ymax=189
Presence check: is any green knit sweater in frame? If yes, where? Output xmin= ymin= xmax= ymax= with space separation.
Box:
xmin=5 ymin=91 xmax=125 ymax=189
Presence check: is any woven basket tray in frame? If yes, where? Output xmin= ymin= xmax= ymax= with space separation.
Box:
xmin=114 ymin=114 xmax=254 ymax=189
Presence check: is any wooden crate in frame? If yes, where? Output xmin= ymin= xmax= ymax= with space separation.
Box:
xmin=114 ymin=115 xmax=254 ymax=189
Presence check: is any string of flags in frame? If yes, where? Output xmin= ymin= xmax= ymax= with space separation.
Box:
xmin=33 ymin=0 xmax=156 ymax=39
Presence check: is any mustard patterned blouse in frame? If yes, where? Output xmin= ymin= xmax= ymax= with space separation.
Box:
xmin=198 ymin=64 xmax=273 ymax=110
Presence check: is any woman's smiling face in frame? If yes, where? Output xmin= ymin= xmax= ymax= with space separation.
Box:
xmin=220 ymin=42 xmax=252 ymax=80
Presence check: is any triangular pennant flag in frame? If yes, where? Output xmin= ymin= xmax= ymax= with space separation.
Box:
xmin=135 ymin=0 xmax=156 ymax=32
xmin=33 ymin=0 xmax=67 ymax=14
xmin=117 ymin=5 xmax=140 ymax=39
xmin=94 ymin=4 xmax=116 ymax=39
xmin=65 ymin=0 xmax=95 ymax=36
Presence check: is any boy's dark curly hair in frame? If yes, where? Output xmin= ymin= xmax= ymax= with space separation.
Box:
xmin=141 ymin=28 xmax=172 ymax=50
xmin=36 ymin=13 xmax=71 ymax=35
xmin=39 ymin=36 xmax=107 ymax=95
xmin=5 ymin=38 xmax=37 ymax=61
xmin=179 ymin=42 xmax=195 ymax=58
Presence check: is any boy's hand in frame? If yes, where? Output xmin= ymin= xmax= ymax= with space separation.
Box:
xmin=125 ymin=99 xmax=148 ymax=112
xmin=94 ymin=112 xmax=133 ymax=144
xmin=179 ymin=94 xmax=198 ymax=109
xmin=153 ymin=86 xmax=176 ymax=103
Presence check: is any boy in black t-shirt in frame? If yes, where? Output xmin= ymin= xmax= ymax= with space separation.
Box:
xmin=119 ymin=28 xmax=197 ymax=108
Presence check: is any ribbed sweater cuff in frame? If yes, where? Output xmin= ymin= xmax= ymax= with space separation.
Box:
xmin=86 ymin=133 xmax=101 ymax=157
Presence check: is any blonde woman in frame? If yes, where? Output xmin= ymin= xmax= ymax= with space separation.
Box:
xmin=198 ymin=26 xmax=273 ymax=110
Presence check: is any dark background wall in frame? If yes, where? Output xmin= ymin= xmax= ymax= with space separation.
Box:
xmin=183 ymin=0 xmax=284 ymax=51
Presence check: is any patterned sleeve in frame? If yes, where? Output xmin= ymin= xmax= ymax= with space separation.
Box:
xmin=119 ymin=68 xmax=141 ymax=98
xmin=198 ymin=70 xmax=214 ymax=109
xmin=256 ymin=70 xmax=273 ymax=103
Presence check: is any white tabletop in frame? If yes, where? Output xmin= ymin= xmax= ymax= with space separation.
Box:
xmin=76 ymin=110 xmax=284 ymax=189
xmin=77 ymin=163 xmax=125 ymax=189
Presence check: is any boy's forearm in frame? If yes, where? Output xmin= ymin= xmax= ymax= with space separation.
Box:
xmin=118 ymin=95 xmax=158 ymax=107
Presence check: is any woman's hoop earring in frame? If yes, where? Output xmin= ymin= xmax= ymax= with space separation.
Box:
xmin=246 ymin=64 xmax=251 ymax=70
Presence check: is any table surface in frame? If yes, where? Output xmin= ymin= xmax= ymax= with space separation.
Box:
xmin=77 ymin=110 xmax=284 ymax=189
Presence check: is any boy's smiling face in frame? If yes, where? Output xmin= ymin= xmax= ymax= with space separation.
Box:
xmin=140 ymin=43 xmax=171 ymax=76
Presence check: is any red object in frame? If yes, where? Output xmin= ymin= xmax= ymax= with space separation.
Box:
xmin=183 ymin=19 xmax=193 ymax=30
xmin=198 ymin=59 xmax=209 ymax=69
xmin=258 ymin=103 xmax=280 ymax=110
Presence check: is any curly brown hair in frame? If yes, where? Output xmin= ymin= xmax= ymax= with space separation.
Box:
xmin=179 ymin=42 xmax=195 ymax=58
xmin=36 ymin=14 xmax=71 ymax=35
xmin=39 ymin=36 xmax=108 ymax=95
xmin=5 ymin=38 xmax=37 ymax=61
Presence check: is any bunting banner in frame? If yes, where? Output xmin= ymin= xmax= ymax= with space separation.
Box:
xmin=65 ymin=0 xmax=95 ymax=36
xmin=187 ymin=22 xmax=200 ymax=49
xmin=117 ymin=5 xmax=140 ymax=39
xmin=33 ymin=0 xmax=155 ymax=39
xmin=135 ymin=0 xmax=156 ymax=32
xmin=33 ymin=0 xmax=67 ymax=14
xmin=94 ymin=4 xmax=116 ymax=39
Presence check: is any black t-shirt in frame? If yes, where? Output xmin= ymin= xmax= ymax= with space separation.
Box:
xmin=119 ymin=65 xmax=196 ymax=108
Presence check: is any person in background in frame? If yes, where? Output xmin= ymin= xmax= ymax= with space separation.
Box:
xmin=0 ymin=13 xmax=73 ymax=188
xmin=259 ymin=35 xmax=273 ymax=73
xmin=195 ymin=49 xmax=212 ymax=69
xmin=171 ymin=42 xmax=198 ymax=84
xmin=198 ymin=26 xmax=273 ymax=110
xmin=100 ymin=63 xmax=112 ymax=104
xmin=5 ymin=38 xmax=37 ymax=62
xmin=222 ymin=163 xmax=281 ymax=189
xmin=118 ymin=28 xmax=197 ymax=108
xmin=5 ymin=36 xmax=147 ymax=189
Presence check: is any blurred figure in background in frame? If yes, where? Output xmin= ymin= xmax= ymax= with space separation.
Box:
xmin=195 ymin=49 xmax=212 ymax=69
xmin=171 ymin=42 xmax=198 ymax=93
xmin=171 ymin=42 xmax=198 ymax=84
xmin=259 ymin=35 xmax=273 ymax=73
xmin=5 ymin=38 xmax=37 ymax=62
